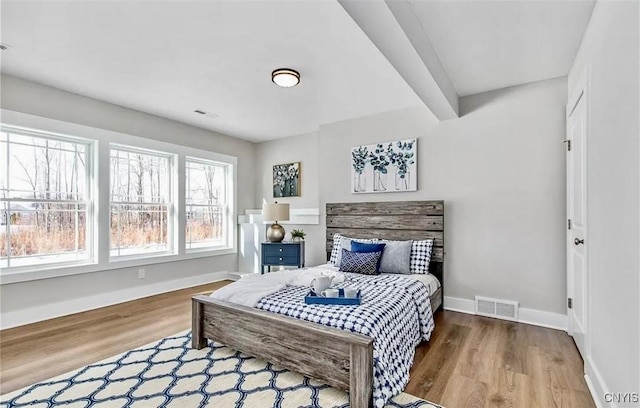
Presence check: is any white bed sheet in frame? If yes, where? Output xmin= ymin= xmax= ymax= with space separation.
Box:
xmin=317 ymin=263 xmax=441 ymax=295
xmin=394 ymin=272 xmax=441 ymax=295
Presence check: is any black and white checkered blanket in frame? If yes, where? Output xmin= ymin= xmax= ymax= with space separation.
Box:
xmin=255 ymin=273 xmax=435 ymax=408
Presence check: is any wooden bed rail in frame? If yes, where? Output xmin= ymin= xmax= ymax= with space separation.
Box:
xmin=192 ymin=295 xmax=374 ymax=408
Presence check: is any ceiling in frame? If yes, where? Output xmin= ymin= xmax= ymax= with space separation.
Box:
xmin=1 ymin=1 xmax=595 ymax=141
xmin=408 ymin=0 xmax=595 ymax=96
xmin=0 ymin=0 xmax=421 ymax=142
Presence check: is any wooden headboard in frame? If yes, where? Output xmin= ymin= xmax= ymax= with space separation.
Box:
xmin=325 ymin=200 xmax=444 ymax=295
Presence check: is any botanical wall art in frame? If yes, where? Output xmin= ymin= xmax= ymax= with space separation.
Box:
xmin=351 ymin=139 xmax=417 ymax=193
xmin=273 ymin=162 xmax=301 ymax=197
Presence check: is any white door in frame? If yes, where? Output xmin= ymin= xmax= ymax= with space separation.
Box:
xmin=566 ymin=88 xmax=588 ymax=360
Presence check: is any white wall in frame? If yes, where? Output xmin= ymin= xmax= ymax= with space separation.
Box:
xmin=568 ymin=1 xmax=640 ymax=406
xmin=255 ymin=76 xmax=568 ymax=315
xmin=0 ymin=74 xmax=256 ymax=327
xmin=254 ymin=131 xmax=327 ymax=267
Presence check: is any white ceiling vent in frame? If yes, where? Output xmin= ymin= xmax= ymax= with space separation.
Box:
xmin=475 ymin=296 xmax=518 ymax=321
xmin=194 ymin=109 xmax=219 ymax=119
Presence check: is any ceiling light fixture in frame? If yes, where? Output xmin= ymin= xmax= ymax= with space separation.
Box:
xmin=271 ymin=68 xmax=300 ymax=88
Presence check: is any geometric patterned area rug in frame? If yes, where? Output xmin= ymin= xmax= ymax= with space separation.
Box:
xmin=0 ymin=331 xmax=444 ymax=408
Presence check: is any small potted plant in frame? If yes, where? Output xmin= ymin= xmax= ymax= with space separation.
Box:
xmin=291 ymin=229 xmax=306 ymax=242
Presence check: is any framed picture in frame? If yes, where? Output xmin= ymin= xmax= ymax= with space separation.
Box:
xmin=273 ymin=162 xmax=301 ymax=197
xmin=351 ymin=139 xmax=417 ymax=193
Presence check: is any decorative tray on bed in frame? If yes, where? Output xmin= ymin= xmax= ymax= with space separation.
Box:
xmin=304 ymin=289 xmax=362 ymax=305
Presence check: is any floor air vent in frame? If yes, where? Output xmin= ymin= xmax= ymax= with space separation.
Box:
xmin=475 ymin=296 xmax=518 ymax=321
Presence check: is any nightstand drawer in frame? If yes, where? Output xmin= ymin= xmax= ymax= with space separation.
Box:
xmin=261 ymin=241 xmax=305 ymax=274
xmin=263 ymin=245 xmax=299 ymax=257
xmin=264 ymin=255 xmax=299 ymax=265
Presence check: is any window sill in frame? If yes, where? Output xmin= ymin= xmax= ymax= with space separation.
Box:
xmin=0 ymin=247 xmax=237 ymax=285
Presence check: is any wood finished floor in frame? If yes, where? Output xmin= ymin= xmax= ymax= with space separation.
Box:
xmin=408 ymin=311 xmax=595 ymax=408
xmin=0 ymin=281 xmax=595 ymax=408
xmin=0 ymin=281 xmax=228 ymax=395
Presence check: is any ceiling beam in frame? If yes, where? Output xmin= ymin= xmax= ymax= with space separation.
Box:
xmin=338 ymin=0 xmax=459 ymax=121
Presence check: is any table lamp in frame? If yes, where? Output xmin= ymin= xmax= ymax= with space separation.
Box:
xmin=262 ymin=202 xmax=290 ymax=242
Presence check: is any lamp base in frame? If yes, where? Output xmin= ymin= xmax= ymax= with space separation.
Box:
xmin=267 ymin=223 xmax=286 ymax=242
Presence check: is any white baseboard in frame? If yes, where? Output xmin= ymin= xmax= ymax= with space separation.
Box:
xmin=1 ymin=271 xmax=229 ymax=330
xmin=585 ymin=356 xmax=611 ymax=408
xmin=226 ymin=271 xmax=259 ymax=281
xmin=518 ymin=307 xmax=568 ymax=330
xmin=443 ymin=296 xmax=568 ymax=331
xmin=442 ymin=296 xmax=475 ymax=314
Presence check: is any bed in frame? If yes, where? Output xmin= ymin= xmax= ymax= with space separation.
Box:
xmin=192 ymin=200 xmax=444 ymax=408
xmin=325 ymin=201 xmax=444 ymax=312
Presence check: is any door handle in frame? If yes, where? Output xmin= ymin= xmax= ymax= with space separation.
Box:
xmin=574 ymin=238 xmax=584 ymax=245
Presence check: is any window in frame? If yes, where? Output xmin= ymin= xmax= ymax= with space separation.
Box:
xmin=185 ymin=158 xmax=230 ymax=251
xmin=109 ymin=146 xmax=173 ymax=258
xmin=1 ymin=110 xmax=237 ymax=282
xmin=1 ymin=127 xmax=91 ymax=269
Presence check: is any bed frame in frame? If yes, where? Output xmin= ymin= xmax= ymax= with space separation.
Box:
xmin=192 ymin=200 xmax=444 ymax=408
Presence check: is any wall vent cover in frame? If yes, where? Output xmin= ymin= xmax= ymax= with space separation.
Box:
xmin=475 ymin=296 xmax=518 ymax=321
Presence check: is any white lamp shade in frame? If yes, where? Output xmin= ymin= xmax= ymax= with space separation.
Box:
xmin=262 ymin=203 xmax=290 ymax=222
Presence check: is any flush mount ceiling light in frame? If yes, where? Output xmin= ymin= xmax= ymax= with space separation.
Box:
xmin=271 ymin=68 xmax=300 ymax=88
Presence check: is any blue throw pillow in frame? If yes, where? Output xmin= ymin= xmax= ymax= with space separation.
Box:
xmin=338 ymin=249 xmax=382 ymax=275
xmin=350 ymin=242 xmax=386 ymax=253
xmin=350 ymin=242 xmax=386 ymax=271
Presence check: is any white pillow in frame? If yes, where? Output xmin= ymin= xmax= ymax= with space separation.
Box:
xmin=329 ymin=233 xmax=378 ymax=266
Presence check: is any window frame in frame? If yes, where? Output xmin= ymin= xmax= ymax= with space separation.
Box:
xmin=108 ymin=144 xmax=176 ymax=261
xmin=184 ymin=157 xmax=233 ymax=253
xmin=0 ymin=109 xmax=237 ymax=285
xmin=0 ymin=125 xmax=95 ymax=271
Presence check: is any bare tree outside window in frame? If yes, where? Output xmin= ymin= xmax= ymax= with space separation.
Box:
xmin=1 ymin=130 xmax=90 ymax=269
xmin=109 ymin=147 xmax=171 ymax=257
xmin=1 ymin=122 xmax=235 ymax=277
xmin=185 ymin=159 xmax=227 ymax=250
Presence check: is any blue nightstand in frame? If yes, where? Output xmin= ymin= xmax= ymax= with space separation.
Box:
xmin=261 ymin=242 xmax=305 ymax=274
